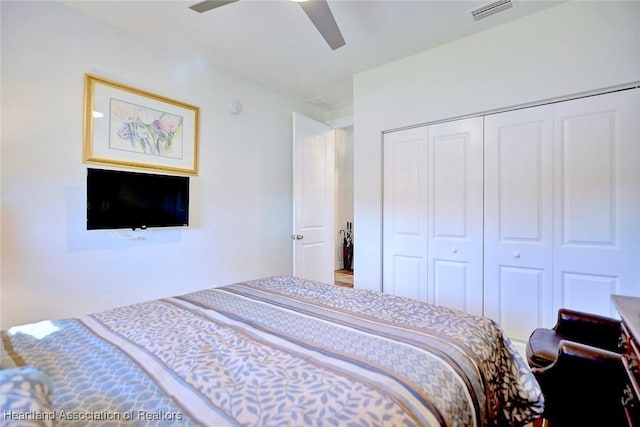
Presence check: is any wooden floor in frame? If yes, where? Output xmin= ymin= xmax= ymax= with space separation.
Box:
xmin=334 ymin=269 xmax=353 ymax=287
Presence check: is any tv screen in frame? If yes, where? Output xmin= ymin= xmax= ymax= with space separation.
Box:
xmin=87 ymin=168 xmax=189 ymax=230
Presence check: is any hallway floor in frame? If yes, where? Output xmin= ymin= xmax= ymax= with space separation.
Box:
xmin=334 ymin=269 xmax=353 ymax=287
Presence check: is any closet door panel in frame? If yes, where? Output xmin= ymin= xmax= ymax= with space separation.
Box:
xmin=433 ymin=260 xmax=469 ymax=312
xmin=553 ymin=89 xmax=640 ymax=317
xmin=498 ymin=266 xmax=545 ymax=338
xmin=432 ymin=136 xmax=466 ymax=236
xmin=560 ymin=273 xmax=618 ymax=317
xmin=427 ymin=117 xmax=483 ymax=315
xmin=383 ymin=127 xmax=429 ymax=301
xmin=484 ymin=105 xmax=554 ymax=344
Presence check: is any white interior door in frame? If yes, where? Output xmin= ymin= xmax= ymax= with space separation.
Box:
xmin=552 ymin=89 xmax=640 ymax=317
xmin=484 ymin=105 xmax=555 ymax=348
xmin=382 ymin=127 xmax=429 ymax=300
xmin=292 ymin=112 xmax=335 ymax=284
xmin=427 ymin=117 xmax=484 ymax=315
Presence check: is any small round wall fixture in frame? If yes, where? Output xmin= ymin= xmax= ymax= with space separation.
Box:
xmin=227 ymin=100 xmax=242 ymax=114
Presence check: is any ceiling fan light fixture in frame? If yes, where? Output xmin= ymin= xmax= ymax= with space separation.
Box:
xmin=189 ymin=0 xmax=239 ymax=14
xmin=189 ymin=0 xmax=345 ymax=50
xmin=298 ymin=1 xmax=345 ymax=50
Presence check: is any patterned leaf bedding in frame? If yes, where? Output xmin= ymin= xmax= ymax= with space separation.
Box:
xmin=1 ymin=276 xmax=543 ymax=426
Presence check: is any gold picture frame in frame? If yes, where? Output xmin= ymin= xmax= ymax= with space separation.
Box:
xmin=83 ymin=73 xmax=199 ymax=175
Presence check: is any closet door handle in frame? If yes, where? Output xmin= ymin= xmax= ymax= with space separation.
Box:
xmin=451 ymin=247 xmax=458 ymax=254
xmin=513 ymin=251 xmax=521 ymax=259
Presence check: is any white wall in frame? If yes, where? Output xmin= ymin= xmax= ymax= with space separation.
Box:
xmin=0 ymin=1 xmax=325 ymax=328
xmin=353 ymin=1 xmax=640 ymax=291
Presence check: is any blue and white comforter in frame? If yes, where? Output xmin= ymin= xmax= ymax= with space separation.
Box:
xmin=2 ymin=276 xmax=543 ymax=426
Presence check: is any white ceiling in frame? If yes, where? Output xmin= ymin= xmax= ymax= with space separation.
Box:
xmin=60 ymin=0 xmax=564 ymax=111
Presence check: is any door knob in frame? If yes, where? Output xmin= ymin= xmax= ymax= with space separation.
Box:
xmin=513 ymin=251 xmax=521 ymax=258
xmin=291 ymin=234 xmax=304 ymax=240
xmin=451 ymin=247 xmax=458 ymax=254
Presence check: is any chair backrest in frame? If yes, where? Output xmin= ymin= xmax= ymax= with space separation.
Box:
xmin=532 ymin=340 xmax=628 ymax=425
xmin=554 ymin=308 xmax=622 ymax=353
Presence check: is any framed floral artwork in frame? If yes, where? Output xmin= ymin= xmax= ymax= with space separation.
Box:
xmin=83 ymin=73 xmax=199 ymax=175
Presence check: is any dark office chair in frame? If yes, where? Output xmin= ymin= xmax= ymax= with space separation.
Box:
xmin=530 ymin=340 xmax=628 ymax=426
xmin=526 ymin=308 xmax=622 ymax=369
xmin=526 ymin=309 xmax=628 ymax=426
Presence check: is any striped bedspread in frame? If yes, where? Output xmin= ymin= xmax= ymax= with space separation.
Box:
xmin=2 ymin=276 xmax=543 ymax=426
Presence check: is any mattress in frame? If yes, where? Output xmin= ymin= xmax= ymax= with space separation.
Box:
xmin=1 ymin=276 xmax=543 ymax=426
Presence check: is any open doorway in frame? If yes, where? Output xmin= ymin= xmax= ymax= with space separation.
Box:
xmin=334 ymin=126 xmax=354 ymax=287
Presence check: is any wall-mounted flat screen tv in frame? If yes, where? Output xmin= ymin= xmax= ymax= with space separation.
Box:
xmin=87 ymin=168 xmax=189 ymax=230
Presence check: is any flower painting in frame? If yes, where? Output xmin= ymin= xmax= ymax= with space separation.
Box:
xmin=110 ymin=98 xmax=184 ymax=159
xmin=84 ymin=73 xmax=199 ymax=175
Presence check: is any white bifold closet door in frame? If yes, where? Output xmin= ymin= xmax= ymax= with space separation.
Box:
xmin=483 ymin=105 xmax=555 ymax=347
xmin=484 ymin=89 xmax=640 ymax=349
xmin=383 ymin=118 xmax=483 ymax=315
xmin=382 ymin=127 xmax=429 ymax=301
xmin=427 ymin=118 xmax=483 ymax=315
xmin=551 ymin=90 xmax=640 ymax=318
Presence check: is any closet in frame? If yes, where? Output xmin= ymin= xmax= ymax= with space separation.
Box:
xmin=382 ymin=88 xmax=640 ymax=349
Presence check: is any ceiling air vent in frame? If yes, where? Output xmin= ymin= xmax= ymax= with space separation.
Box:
xmin=471 ymin=0 xmax=514 ymax=21
xmin=304 ymin=95 xmax=332 ymax=109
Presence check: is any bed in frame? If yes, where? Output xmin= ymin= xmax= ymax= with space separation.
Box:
xmin=1 ymin=276 xmax=543 ymax=426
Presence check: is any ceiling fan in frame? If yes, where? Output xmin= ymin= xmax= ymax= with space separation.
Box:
xmin=189 ymin=0 xmax=346 ymax=50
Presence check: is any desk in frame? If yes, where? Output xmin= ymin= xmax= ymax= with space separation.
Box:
xmin=612 ymin=295 xmax=640 ymax=426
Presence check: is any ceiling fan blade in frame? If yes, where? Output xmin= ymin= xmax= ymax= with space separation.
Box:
xmin=298 ymin=0 xmax=345 ymax=50
xmin=189 ymin=0 xmax=239 ymax=14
